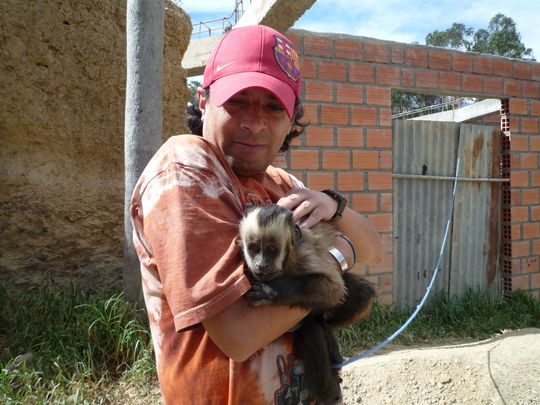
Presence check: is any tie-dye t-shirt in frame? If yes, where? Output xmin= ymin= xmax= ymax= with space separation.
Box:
xmin=130 ymin=135 xmax=314 ymax=404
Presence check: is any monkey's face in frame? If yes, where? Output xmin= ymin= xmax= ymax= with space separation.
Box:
xmin=238 ymin=205 xmax=299 ymax=281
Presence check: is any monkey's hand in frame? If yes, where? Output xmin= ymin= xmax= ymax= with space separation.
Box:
xmin=244 ymin=282 xmax=278 ymax=306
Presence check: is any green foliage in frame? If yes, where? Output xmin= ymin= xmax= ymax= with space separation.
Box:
xmin=0 ymin=282 xmax=154 ymax=403
xmin=188 ymin=79 xmax=202 ymax=106
xmin=425 ymin=13 xmax=535 ymax=61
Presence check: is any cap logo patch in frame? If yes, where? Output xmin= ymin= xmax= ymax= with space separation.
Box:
xmin=272 ymin=35 xmax=300 ymax=83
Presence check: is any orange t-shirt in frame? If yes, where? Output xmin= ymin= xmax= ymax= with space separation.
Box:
xmin=130 ymin=135 xmax=313 ymax=404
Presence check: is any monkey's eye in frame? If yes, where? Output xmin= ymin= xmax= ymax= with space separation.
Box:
xmin=248 ymin=244 xmax=260 ymax=254
xmin=266 ymin=245 xmax=277 ymax=255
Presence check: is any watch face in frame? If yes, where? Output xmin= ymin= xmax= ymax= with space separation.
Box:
xmin=323 ymin=189 xmax=347 ymax=220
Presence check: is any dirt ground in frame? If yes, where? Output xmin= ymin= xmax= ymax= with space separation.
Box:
xmin=114 ymin=328 xmax=540 ymax=404
xmin=340 ymin=328 xmax=540 ymax=404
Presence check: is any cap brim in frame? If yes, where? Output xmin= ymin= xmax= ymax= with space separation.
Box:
xmin=209 ymin=72 xmax=296 ymax=119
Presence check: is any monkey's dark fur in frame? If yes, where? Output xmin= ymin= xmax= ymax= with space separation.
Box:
xmin=237 ymin=204 xmax=376 ymax=404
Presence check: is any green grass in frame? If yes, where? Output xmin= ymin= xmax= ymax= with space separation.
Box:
xmin=337 ymin=288 xmax=540 ymax=357
xmin=0 ymin=282 xmax=154 ymax=403
xmin=1 ymin=282 xmax=539 ymax=403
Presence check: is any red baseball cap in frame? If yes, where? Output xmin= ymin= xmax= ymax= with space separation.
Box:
xmin=202 ymin=25 xmax=302 ymax=119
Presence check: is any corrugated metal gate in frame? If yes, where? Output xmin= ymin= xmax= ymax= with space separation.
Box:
xmin=393 ymin=120 xmax=505 ymax=309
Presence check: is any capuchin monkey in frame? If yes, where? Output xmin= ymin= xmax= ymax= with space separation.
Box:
xmin=237 ymin=204 xmax=376 ymax=404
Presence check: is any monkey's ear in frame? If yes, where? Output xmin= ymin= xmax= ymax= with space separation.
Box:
xmin=293 ymin=224 xmax=302 ymax=245
xmin=235 ymin=238 xmax=243 ymax=246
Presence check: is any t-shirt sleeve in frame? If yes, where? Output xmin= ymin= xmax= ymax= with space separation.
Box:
xmin=139 ymin=145 xmax=251 ymax=331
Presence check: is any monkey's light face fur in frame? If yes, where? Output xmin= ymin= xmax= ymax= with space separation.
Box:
xmin=238 ymin=205 xmax=298 ymax=281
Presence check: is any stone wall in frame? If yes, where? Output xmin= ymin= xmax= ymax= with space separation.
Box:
xmin=0 ymin=0 xmax=191 ymax=290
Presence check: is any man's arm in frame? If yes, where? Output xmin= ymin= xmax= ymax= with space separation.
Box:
xmin=202 ymin=297 xmax=308 ymax=362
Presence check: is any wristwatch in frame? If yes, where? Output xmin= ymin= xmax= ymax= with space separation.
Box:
xmin=322 ymin=189 xmax=348 ymax=221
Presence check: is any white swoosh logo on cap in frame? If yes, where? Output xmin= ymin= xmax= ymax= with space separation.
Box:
xmin=216 ymin=61 xmax=235 ymax=72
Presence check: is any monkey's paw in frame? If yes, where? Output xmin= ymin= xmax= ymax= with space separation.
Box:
xmin=244 ymin=282 xmax=278 ymax=306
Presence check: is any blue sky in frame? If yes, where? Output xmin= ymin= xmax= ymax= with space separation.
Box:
xmin=179 ymin=0 xmax=539 ymax=61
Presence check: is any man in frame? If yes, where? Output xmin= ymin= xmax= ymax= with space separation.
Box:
xmin=131 ymin=25 xmax=384 ymax=404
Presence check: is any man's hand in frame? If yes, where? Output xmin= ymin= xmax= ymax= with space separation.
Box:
xmin=277 ymin=188 xmax=337 ymax=228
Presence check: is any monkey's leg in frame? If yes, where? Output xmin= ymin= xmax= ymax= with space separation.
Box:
xmin=325 ymin=272 xmax=377 ymax=328
xmin=292 ymin=317 xmax=342 ymax=404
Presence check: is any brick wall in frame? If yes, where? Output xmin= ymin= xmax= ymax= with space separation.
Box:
xmin=284 ymin=29 xmax=540 ymax=302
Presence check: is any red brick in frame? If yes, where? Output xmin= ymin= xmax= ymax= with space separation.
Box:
xmin=511 ymin=171 xmax=529 ymax=186
xmin=368 ymin=172 xmax=392 ymax=190
xmin=351 ymin=106 xmax=377 ymax=126
xmin=380 ymin=192 xmax=393 ymax=212
xmin=440 ymin=71 xmax=462 ymax=91
xmin=303 ymin=103 xmax=319 ymax=124
xmin=533 ymin=65 xmax=540 ymax=81
xmin=463 ymin=74 xmax=482 ymax=93
xmin=335 ymin=38 xmax=361 ymax=60
xmin=533 ymin=239 xmax=540 ymax=255
xmin=512 ymin=206 xmax=529 ymax=222
xmin=351 ymin=193 xmax=378 ymax=212
xmin=513 ymin=62 xmax=531 ymax=80
xmin=510 ymin=98 xmax=529 ymax=115
xmin=531 ymin=206 xmax=540 ymax=221
xmin=368 ymin=213 xmax=393 ymax=232
xmin=349 ymin=63 xmax=374 ymax=83
xmin=522 ymin=188 xmax=540 ymax=205
xmin=416 ymin=70 xmax=439 ymax=88
xmin=472 ymin=56 xmax=494 ymax=74
xmin=512 ymin=223 xmax=521 ymax=240
xmin=504 ymin=79 xmax=521 ymax=97
xmin=531 ymin=273 xmax=540 ymax=289
xmin=301 ymin=58 xmax=317 ymax=79
xmin=531 ymin=138 xmax=540 ymax=153
xmin=402 ymin=69 xmax=415 ymax=88
xmin=391 ymin=45 xmax=405 ymax=64
xmin=318 ymin=60 xmax=346 ymax=81
xmin=337 ymin=127 xmax=363 ymax=147
xmin=375 ymin=65 xmax=401 ymax=86
xmin=305 ymin=81 xmax=333 ymax=102
xmin=305 ymin=127 xmax=333 ymax=147
xmin=366 ymin=86 xmax=391 ymax=106
xmin=352 ymin=150 xmax=379 ymax=169
xmin=322 ymin=150 xmax=350 ymax=170
xmin=338 ymin=172 xmax=364 ymax=191
xmin=321 ymin=105 xmax=348 ymax=125
xmin=290 ymin=149 xmax=319 ymax=169
xmin=483 ymin=77 xmax=503 ymax=95
xmin=379 ymin=108 xmax=392 ymax=127
xmin=405 ymin=48 xmax=427 ymax=67
xmin=511 ymin=135 xmax=528 ymax=151
xmin=532 ymin=172 xmax=540 ymax=187
xmin=493 ymin=59 xmax=513 ymax=77
xmin=520 ymin=153 xmax=538 ymax=169
xmin=512 ymin=274 xmax=530 ymax=290
xmin=512 ymin=240 xmax=531 ymax=257
xmin=523 ymin=223 xmax=540 ymax=239
xmin=532 ymin=100 xmax=540 ymax=116
xmin=304 ymin=36 xmax=333 ymax=57
xmin=451 ymin=53 xmax=472 ymax=72
xmin=380 ymin=151 xmax=392 ymax=169
xmin=306 ymin=172 xmax=334 ymax=190
xmin=336 ymin=83 xmax=363 ymax=104
xmin=428 ymin=50 xmax=451 ymax=70
xmin=522 ymin=118 xmax=539 ymax=134
xmin=523 ymin=82 xmax=540 ymax=99
xmin=366 ymin=128 xmax=392 ymax=148
xmin=364 ymin=42 xmax=389 ymax=63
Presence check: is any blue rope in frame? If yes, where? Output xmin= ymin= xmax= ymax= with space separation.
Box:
xmin=333 ymin=157 xmax=461 ymax=369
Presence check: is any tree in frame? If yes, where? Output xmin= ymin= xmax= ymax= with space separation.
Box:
xmin=124 ymin=0 xmax=165 ymax=304
xmin=393 ymin=13 xmax=535 ymax=115
xmin=425 ymin=13 xmax=535 ymax=60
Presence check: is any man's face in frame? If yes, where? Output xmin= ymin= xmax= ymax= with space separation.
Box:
xmin=200 ymin=87 xmax=293 ymax=177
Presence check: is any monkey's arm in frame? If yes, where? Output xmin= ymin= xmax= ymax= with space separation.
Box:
xmin=245 ymin=274 xmax=345 ymax=311
xmin=202 ymin=297 xmax=308 ymax=362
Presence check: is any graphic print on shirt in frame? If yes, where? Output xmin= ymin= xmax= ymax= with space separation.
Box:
xmin=273 ymin=354 xmax=315 ymax=405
